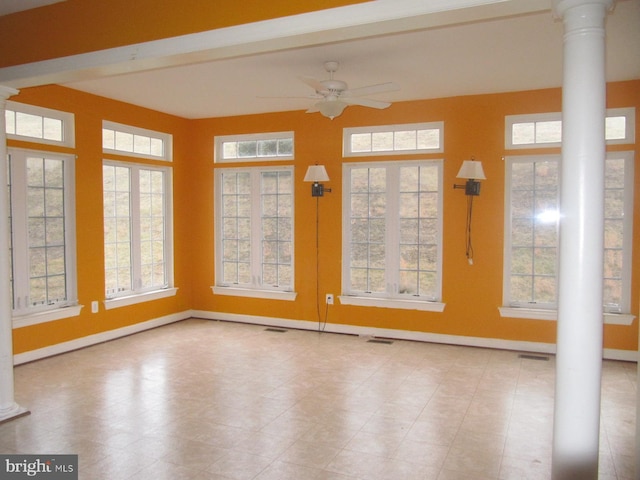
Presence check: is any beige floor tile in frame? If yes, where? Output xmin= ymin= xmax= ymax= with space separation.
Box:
xmin=3 ymin=318 xmax=633 ymax=480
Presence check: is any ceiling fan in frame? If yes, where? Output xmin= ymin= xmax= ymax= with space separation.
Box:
xmin=299 ymin=61 xmax=399 ymax=119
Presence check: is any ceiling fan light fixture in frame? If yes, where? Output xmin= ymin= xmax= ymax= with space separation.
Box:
xmin=319 ymin=99 xmax=347 ymax=120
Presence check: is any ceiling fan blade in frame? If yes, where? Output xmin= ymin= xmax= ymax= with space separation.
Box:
xmin=299 ymin=76 xmax=328 ymax=94
xmin=258 ymin=95 xmax=321 ymax=100
xmin=306 ymin=103 xmax=321 ymax=113
xmin=345 ymin=82 xmax=399 ymax=98
xmin=342 ymin=97 xmax=391 ymax=109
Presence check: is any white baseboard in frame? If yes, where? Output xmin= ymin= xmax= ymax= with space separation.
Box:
xmin=13 ymin=310 xmax=192 ymax=365
xmin=191 ymin=310 xmax=638 ymax=363
xmin=15 ymin=309 xmax=637 ymax=365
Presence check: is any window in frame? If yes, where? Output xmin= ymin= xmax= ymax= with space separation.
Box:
xmin=341 ymin=160 xmax=444 ymax=311
xmin=343 ymin=122 xmax=443 ymax=157
xmin=505 ymin=108 xmax=635 ymax=149
xmin=102 ymin=162 xmax=175 ymax=308
xmin=8 ymin=148 xmax=79 ymax=325
xmin=213 ymin=166 xmax=295 ymax=300
xmin=103 ymin=121 xmax=172 ymax=161
xmin=503 ymin=155 xmax=560 ymax=310
xmin=6 ymin=101 xmax=75 ymax=147
xmin=214 ymin=132 xmax=294 ymax=163
xmin=502 ymin=152 xmax=634 ymax=321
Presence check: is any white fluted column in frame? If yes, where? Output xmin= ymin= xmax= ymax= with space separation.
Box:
xmin=0 ymin=85 xmax=28 ymax=423
xmin=551 ymin=1 xmax=613 ymax=478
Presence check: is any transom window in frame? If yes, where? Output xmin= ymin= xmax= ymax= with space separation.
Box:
xmin=214 ymin=166 xmax=294 ymax=296
xmin=505 ymin=108 xmax=635 ymax=149
xmin=103 ymin=121 xmax=172 ymax=161
xmin=343 ymin=122 xmax=443 ymax=157
xmin=6 ymin=101 xmax=75 ymax=147
xmin=341 ymin=160 xmax=443 ymax=311
xmin=214 ymin=132 xmax=294 ymax=163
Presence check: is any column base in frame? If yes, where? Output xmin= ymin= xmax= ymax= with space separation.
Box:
xmin=0 ymin=403 xmax=30 ymax=425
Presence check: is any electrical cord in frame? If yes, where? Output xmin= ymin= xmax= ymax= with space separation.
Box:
xmin=314 ymin=195 xmax=328 ymax=332
xmin=465 ymin=194 xmax=475 ymax=264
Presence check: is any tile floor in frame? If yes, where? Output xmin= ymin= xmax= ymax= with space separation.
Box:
xmin=0 ymin=318 xmax=635 ymax=479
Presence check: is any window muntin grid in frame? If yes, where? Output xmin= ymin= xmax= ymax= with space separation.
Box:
xmin=344 ymin=160 xmax=442 ymax=301
xmin=8 ymin=149 xmax=77 ymax=315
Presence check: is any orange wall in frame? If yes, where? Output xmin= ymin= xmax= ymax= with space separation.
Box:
xmin=191 ymin=80 xmax=640 ymax=351
xmin=9 ymin=86 xmax=194 ymax=354
xmin=8 ymin=80 xmax=640 ymax=355
xmin=0 ymin=0 xmax=367 ymax=67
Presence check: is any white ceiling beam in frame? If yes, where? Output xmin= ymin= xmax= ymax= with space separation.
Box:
xmin=0 ymin=0 xmax=550 ymax=89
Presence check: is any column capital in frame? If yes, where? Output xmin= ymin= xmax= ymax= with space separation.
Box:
xmin=0 ymin=85 xmax=19 ymax=101
xmin=553 ymin=0 xmax=615 ymax=18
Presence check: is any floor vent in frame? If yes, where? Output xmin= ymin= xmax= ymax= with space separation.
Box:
xmin=264 ymin=328 xmax=288 ymax=333
xmin=519 ymin=354 xmax=549 ymax=361
xmin=367 ymin=338 xmax=393 ymax=345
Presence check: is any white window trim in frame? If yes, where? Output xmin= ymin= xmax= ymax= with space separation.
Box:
xmin=103 ymin=160 xmax=175 ymax=306
xmin=502 ymin=151 xmax=634 ymax=319
xmin=13 ymin=305 xmax=83 ymax=329
xmin=502 ymin=154 xmax=560 ymax=311
xmin=505 ymin=112 xmax=562 ymax=149
xmin=6 ymin=101 xmax=75 ymax=148
xmin=211 ymin=286 xmax=297 ymax=301
xmin=102 ymin=120 xmax=173 ymax=161
xmin=505 ymin=108 xmax=636 ymax=149
xmin=341 ymin=159 xmax=444 ymax=307
xmin=104 ymin=287 xmax=178 ymax=310
xmin=9 ymin=148 xmax=79 ymax=324
xmin=343 ymin=122 xmax=444 ymax=157
xmin=606 ymin=107 xmax=636 ymax=145
xmin=339 ymin=295 xmax=445 ymax=312
xmin=214 ymin=131 xmax=295 ymax=163
xmin=214 ymin=166 xmax=296 ymax=298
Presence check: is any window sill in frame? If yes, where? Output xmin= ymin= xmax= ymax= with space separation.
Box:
xmin=212 ymin=286 xmax=297 ymax=301
xmin=338 ymin=295 xmax=445 ymax=312
xmin=498 ymin=307 xmax=635 ymax=325
xmin=104 ymin=287 xmax=178 ymax=310
xmin=13 ymin=304 xmax=83 ymax=329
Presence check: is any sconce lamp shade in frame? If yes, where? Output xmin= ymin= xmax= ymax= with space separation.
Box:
xmin=456 ymin=160 xmax=486 ymax=180
xmin=318 ymin=100 xmax=347 ymax=120
xmin=304 ymin=165 xmax=330 ymax=183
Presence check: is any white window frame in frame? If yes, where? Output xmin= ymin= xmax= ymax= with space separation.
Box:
xmin=102 ymin=160 xmax=176 ymax=309
xmin=6 ymin=101 xmax=75 ymax=148
xmin=102 ymin=120 xmax=173 ymax=161
xmin=505 ymin=108 xmax=636 ymax=149
xmin=500 ymin=152 xmax=635 ymax=325
xmin=343 ymin=122 xmax=444 ymax=157
xmin=212 ymin=165 xmax=296 ymax=301
xmin=340 ymin=159 xmax=444 ymax=312
xmin=214 ymin=132 xmax=295 ymax=163
xmin=9 ymin=148 xmax=81 ymax=328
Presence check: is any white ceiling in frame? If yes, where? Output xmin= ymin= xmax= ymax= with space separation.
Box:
xmin=0 ymin=0 xmax=64 ymax=16
xmin=7 ymin=1 xmax=640 ymax=119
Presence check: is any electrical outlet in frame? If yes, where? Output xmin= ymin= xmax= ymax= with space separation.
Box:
xmin=91 ymin=301 xmax=99 ymax=313
xmin=326 ymin=294 xmax=334 ymax=305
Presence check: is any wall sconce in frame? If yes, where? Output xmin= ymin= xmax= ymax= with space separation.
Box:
xmin=304 ymin=165 xmax=331 ymax=197
xmin=453 ymin=158 xmax=486 ymax=264
xmin=454 ymin=159 xmax=486 ymax=195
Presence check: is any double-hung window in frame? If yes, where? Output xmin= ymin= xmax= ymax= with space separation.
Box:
xmin=502 ymin=108 xmax=635 ymax=323
xmin=341 ymin=160 xmax=444 ymax=311
xmin=213 ymin=166 xmax=295 ymax=300
xmin=8 ymin=148 xmax=79 ymax=325
xmin=102 ymin=122 xmax=175 ymax=309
